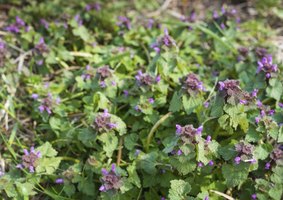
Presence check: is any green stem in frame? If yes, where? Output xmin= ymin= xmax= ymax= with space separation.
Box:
xmin=145 ymin=112 xmax=172 ymax=152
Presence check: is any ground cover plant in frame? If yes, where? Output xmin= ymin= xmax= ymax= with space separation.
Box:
xmin=0 ymin=0 xmax=283 ymax=199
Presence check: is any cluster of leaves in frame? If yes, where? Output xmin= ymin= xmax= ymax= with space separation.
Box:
xmin=0 ymin=0 xmax=282 ymax=199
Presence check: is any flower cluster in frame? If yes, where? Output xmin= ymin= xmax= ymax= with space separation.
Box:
xmin=257 ymin=55 xmax=278 ymax=79
xmin=5 ymin=16 xmax=26 ymax=33
xmin=175 ymin=124 xmax=203 ymax=143
xmin=254 ymin=100 xmax=275 ymax=124
xmin=17 ymin=147 xmax=41 ymax=173
xmin=81 ymin=65 xmax=93 ymax=80
xmin=212 ymin=5 xmax=239 ymax=29
xmin=255 ymin=47 xmax=268 ymax=58
xmin=135 ymin=70 xmax=160 ymax=86
xmin=234 ymin=141 xmax=255 ymax=164
xmin=117 ymin=16 xmax=131 ymax=30
xmin=85 ymin=3 xmax=101 ymax=11
xmin=218 ymin=79 xmax=256 ymax=105
xmin=33 ymin=93 xmax=60 ymax=114
xmin=93 ymin=109 xmax=116 ymax=132
xmin=34 ymin=37 xmax=48 ymax=54
xmin=96 ymin=66 xmax=113 ymax=87
xmin=182 ymin=73 xmax=204 ymax=94
xmin=99 ymin=164 xmax=122 ymax=192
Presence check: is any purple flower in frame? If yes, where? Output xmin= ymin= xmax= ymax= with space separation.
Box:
xmin=251 ymin=89 xmax=258 ymax=97
xmin=268 ymin=109 xmax=275 ymax=116
xmin=156 ymin=75 xmax=161 ymax=83
xmin=218 ymin=81 xmax=225 ymax=91
xmin=16 ymin=16 xmax=25 ymax=27
xmin=134 ymin=105 xmax=140 ymax=111
xmin=208 ymin=160 xmax=214 ymax=166
xmin=36 ymin=59 xmax=44 ymax=66
xmin=240 ymin=99 xmax=247 ymax=105
xmin=204 ymin=196 xmax=209 ymax=200
xmin=162 ymin=28 xmax=175 ymax=47
xmin=234 ymin=156 xmax=241 ymax=164
xmin=97 ymin=66 xmax=112 ymax=80
xmin=196 ymin=126 xmax=203 ymax=135
xmin=55 ymin=178 xmax=64 ymax=184
xmin=256 ymin=100 xmax=263 ymax=108
xmin=86 ymin=3 xmax=101 ymax=11
xmin=123 ymin=90 xmax=129 ymax=97
xmin=147 ymin=19 xmax=154 ymax=29
xmin=40 ymin=19 xmax=49 ymax=29
xmin=35 ymin=37 xmax=48 ymax=54
xmin=31 ymin=94 xmax=39 ymax=99
xmin=177 ymin=149 xmax=183 ymax=156
xmin=148 ymin=98 xmax=155 ymax=104
xmin=17 ymin=147 xmax=41 ymax=173
xmin=206 ymin=135 xmax=211 ymax=143
xmin=278 ymin=103 xmax=283 ymax=108
xmin=265 ymin=162 xmax=271 ymax=170
xmin=161 ymin=197 xmax=166 ymax=200
xmin=257 ymin=55 xmax=277 ymax=77
xmin=100 ymin=164 xmax=122 ymax=192
xmin=251 ymin=194 xmax=257 ymax=200
xmin=204 ymin=101 xmax=210 ymax=108
xmin=176 ymin=124 xmax=182 ymax=135
xmin=135 ymin=70 xmax=156 ymax=86
xmin=220 ymin=23 xmax=225 ymax=29
xmin=117 ymin=16 xmax=131 ymax=30
xmin=100 ymin=81 xmax=107 ymax=88
xmin=5 ymin=16 xmax=26 ymax=33
xmin=182 ymin=73 xmax=204 ymax=94
xmin=74 ymin=14 xmax=83 ymax=26
xmin=255 ymin=117 xmax=260 ymax=124
xmin=94 ymin=110 xmax=116 ymax=132
xmin=135 ymin=149 xmax=141 ymax=156
xmin=198 ymin=162 xmax=204 ymax=168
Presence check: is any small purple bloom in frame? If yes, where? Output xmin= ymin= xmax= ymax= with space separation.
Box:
xmin=234 ymin=156 xmax=241 ymax=164
xmin=196 ymin=126 xmax=203 ymax=135
xmin=31 ymin=94 xmax=39 ymax=100
xmin=251 ymin=194 xmax=257 ymax=200
xmin=240 ymin=99 xmax=247 ymax=105
xmin=218 ymin=81 xmax=225 ymax=91
xmin=148 ymin=98 xmax=154 ymax=104
xmin=123 ymin=90 xmax=129 ymax=97
xmin=161 ymin=197 xmax=166 ymax=200
xmin=255 ymin=117 xmax=260 ymax=124
xmin=177 ymin=149 xmax=183 ymax=156
xmin=198 ymin=162 xmax=204 ymax=168
xmin=18 ymin=147 xmax=41 ymax=173
xmin=117 ymin=16 xmax=131 ymax=30
xmin=204 ymin=196 xmax=209 ymax=200
xmin=268 ymin=109 xmax=275 ymax=116
xmin=134 ymin=105 xmax=140 ymax=111
xmin=220 ymin=23 xmax=225 ymax=29
xmin=256 ymin=100 xmax=263 ymax=108
xmin=38 ymin=105 xmax=45 ymax=113
xmin=265 ymin=162 xmax=271 ymax=170
xmin=176 ymin=124 xmax=182 ymax=135
xmin=100 ymin=81 xmax=107 ymax=88
xmin=279 ymin=103 xmax=283 ymax=108
xmin=208 ymin=160 xmax=214 ymax=166
xmin=251 ymin=89 xmax=258 ymax=97
xmin=40 ymin=19 xmax=49 ymax=29
xmin=156 ymin=75 xmax=161 ymax=83
xmin=206 ymin=135 xmax=211 ymax=143
xmin=55 ymin=178 xmax=64 ymax=184
xmin=204 ymin=101 xmax=209 ymax=108
xmin=135 ymin=149 xmax=141 ymax=156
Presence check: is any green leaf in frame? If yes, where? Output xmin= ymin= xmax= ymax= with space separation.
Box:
xmin=110 ymin=114 xmax=127 ymax=135
xmin=98 ymin=132 xmax=118 ymax=157
xmin=268 ymin=183 xmax=283 ymax=200
xmin=124 ymin=133 xmax=138 ymax=150
xmin=168 ymin=180 xmax=191 ymax=200
xmin=222 ymin=163 xmax=249 ymax=187
xmin=211 ymin=93 xmax=224 ymax=117
xmin=169 ymin=92 xmax=183 ymax=112
xmin=16 ymin=182 xmax=37 ymax=197
xmin=182 ymin=95 xmax=202 ymax=115
xmin=78 ymin=128 xmax=96 ymax=147
xmin=137 ymin=152 xmax=158 ymax=174
xmin=266 ymin=79 xmax=283 ymax=101
xmin=218 ymin=144 xmax=237 ymax=161
xmin=36 ymin=157 xmax=62 ymax=174
xmin=127 ymin=164 xmax=141 ymax=188
xmin=36 ymin=142 xmax=58 ymax=157
xmin=254 ymin=144 xmax=273 ymax=160
xmin=73 ymin=26 xmax=90 ymax=41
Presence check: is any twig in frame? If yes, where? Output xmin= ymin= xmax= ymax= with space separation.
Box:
xmin=146 ymin=0 xmax=172 ymax=17
xmin=209 ymin=190 xmax=235 ymax=200
xmin=116 ymin=137 xmax=124 ymax=166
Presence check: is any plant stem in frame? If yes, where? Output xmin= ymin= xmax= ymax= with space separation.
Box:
xmin=145 ymin=112 xmax=172 ymax=152
xmin=117 ymin=136 xmax=124 ymax=166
